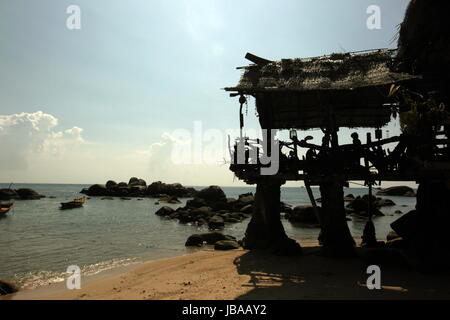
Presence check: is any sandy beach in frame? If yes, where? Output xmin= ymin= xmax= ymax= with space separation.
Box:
xmin=4 ymin=242 xmax=450 ymax=300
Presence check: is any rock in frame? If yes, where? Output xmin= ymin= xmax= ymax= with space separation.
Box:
xmin=288 ymin=206 xmax=321 ymax=224
xmin=129 ymin=177 xmax=146 ymax=187
xmin=346 ymin=197 xmax=384 ymax=216
xmin=120 ymin=197 xmax=131 ymax=200
xmin=0 ymin=279 xmax=18 ymax=295
xmin=280 ymin=202 xmax=293 ymax=214
xmin=390 ymin=210 xmax=418 ymax=240
xmin=155 ymin=206 xmax=175 ymax=217
xmin=376 ymin=186 xmax=416 ymax=197
xmin=159 ymin=195 xmax=181 ymax=204
xmin=229 ymin=212 xmax=243 ymax=220
xmin=85 ymin=184 xmax=108 ymax=197
xmin=185 ymin=232 xmax=236 ymax=247
xmin=345 ymin=194 xmax=355 ymax=199
xmin=15 ymin=188 xmax=45 ymax=200
xmin=208 ymin=215 xmax=225 ymax=230
xmin=147 ymin=181 xmax=196 ymax=197
xmin=201 ymin=232 xmax=236 ymax=244
xmin=0 ymin=189 xmax=20 ymax=200
xmin=387 ymin=231 xmax=401 ymax=241
xmin=196 ymin=186 xmax=227 ymax=206
xmin=374 ymin=198 xmax=396 ymax=207
xmin=238 ymin=193 xmax=254 ymax=205
xmin=190 ymin=206 xmax=212 ymax=217
xmin=105 ymin=180 xmax=117 ymax=189
xmin=185 ymin=234 xmax=204 ymax=247
xmin=186 ymin=197 xmax=208 ymax=209
xmin=395 ymin=210 xmax=403 ymax=214
xmin=240 ymin=204 xmax=253 ymax=214
xmin=386 ymin=238 xmax=409 ymax=250
xmin=117 ymin=182 xmax=128 ymax=188
xmin=214 ymin=240 xmax=240 ymax=250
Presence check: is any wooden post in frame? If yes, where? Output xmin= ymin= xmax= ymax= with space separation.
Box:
xmin=242 ymin=177 xmax=302 ymax=256
xmin=319 ymin=175 xmax=355 ymax=257
xmin=305 ymin=180 xmax=322 ymax=226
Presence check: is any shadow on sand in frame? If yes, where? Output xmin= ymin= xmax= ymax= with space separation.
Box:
xmin=233 ymin=246 xmax=450 ymax=299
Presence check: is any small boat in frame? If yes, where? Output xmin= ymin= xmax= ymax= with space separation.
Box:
xmin=0 ymin=203 xmax=13 ymax=217
xmin=60 ymin=197 xmax=86 ymax=210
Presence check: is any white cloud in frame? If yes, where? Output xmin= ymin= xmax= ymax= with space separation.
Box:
xmin=0 ymin=111 xmax=243 ymax=186
xmin=0 ymin=111 xmax=85 ymax=170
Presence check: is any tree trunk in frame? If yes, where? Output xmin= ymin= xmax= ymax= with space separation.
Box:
xmin=242 ymin=177 xmax=302 ymax=255
xmin=410 ymin=180 xmax=450 ymax=271
xmin=319 ymin=175 xmax=356 ymax=257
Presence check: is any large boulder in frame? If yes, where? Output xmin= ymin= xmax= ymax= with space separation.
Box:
xmin=155 ymin=206 xmax=175 ymax=217
xmin=147 ymin=181 xmax=195 ymax=197
xmin=238 ymin=193 xmax=254 ymax=205
xmin=185 ymin=232 xmax=236 ymax=247
xmin=374 ymin=198 xmax=396 ymax=207
xmin=85 ymin=184 xmax=108 ymax=196
xmin=128 ymin=177 xmax=146 ymax=187
xmin=15 ymin=188 xmax=45 ymax=200
xmin=214 ymin=240 xmax=240 ymax=250
xmin=185 ymin=197 xmax=208 ymax=209
xmin=0 ymin=279 xmax=18 ymax=296
xmin=129 ymin=185 xmax=146 ymax=196
xmin=0 ymin=189 xmax=20 ymax=200
xmin=287 ymin=206 xmax=321 ymax=224
xmin=185 ymin=234 xmax=204 ymax=247
xmin=240 ymin=204 xmax=253 ymax=214
xmin=376 ymin=186 xmax=416 ymax=197
xmin=208 ymin=215 xmax=225 ymax=230
xmin=346 ymin=197 xmax=384 ymax=216
xmin=117 ymin=182 xmax=128 ymax=188
xmin=105 ymin=180 xmax=117 ymax=189
xmin=196 ymin=186 xmax=227 ymax=206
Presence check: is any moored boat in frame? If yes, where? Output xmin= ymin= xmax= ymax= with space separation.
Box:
xmin=60 ymin=197 xmax=86 ymax=210
xmin=0 ymin=203 xmax=13 ymax=217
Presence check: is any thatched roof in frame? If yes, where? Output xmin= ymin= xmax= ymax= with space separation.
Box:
xmin=225 ymin=50 xmax=419 ymax=129
xmin=225 ymin=50 xmax=417 ymax=93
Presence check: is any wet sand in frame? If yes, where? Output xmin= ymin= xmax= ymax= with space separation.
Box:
xmin=4 ymin=242 xmax=450 ymax=300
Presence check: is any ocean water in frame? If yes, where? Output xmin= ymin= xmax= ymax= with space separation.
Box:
xmin=0 ymin=183 xmax=416 ymax=289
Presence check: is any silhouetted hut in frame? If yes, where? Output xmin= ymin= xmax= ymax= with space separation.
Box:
xmin=225 ymin=50 xmax=419 ymax=256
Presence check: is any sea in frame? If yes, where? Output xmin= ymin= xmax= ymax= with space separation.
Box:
xmin=0 ymin=183 xmax=416 ymax=290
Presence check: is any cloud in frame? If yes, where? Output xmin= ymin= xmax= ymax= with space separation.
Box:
xmin=0 ymin=111 xmax=85 ymax=170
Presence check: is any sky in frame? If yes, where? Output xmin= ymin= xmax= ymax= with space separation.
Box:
xmin=0 ymin=0 xmax=412 ymax=186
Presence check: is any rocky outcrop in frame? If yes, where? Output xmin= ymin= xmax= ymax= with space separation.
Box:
xmin=155 ymin=206 xmax=174 ymax=217
xmin=146 ymin=181 xmax=196 ymax=197
xmin=214 ymin=240 xmax=240 ymax=250
xmin=185 ymin=232 xmax=238 ymax=248
xmin=0 ymin=189 xmax=20 ymax=200
xmin=155 ymin=188 xmax=254 ymax=229
xmin=81 ymin=178 xmax=196 ymax=198
xmin=345 ymin=195 xmax=386 ymax=217
xmin=285 ymin=205 xmax=321 ymax=225
xmin=208 ymin=215 xmax=225 ymax=230
xmin=376 ymin=186 xmax=416 ymax=197
xmin=0 ymin=188 xmax=44 ymax=200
